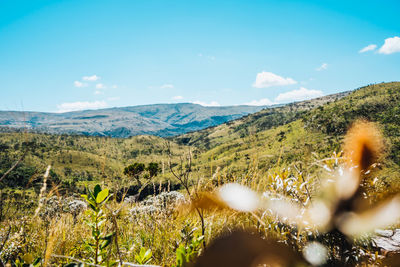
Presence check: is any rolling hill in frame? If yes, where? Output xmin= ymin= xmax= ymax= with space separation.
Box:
xmin=176 ymin=82 xmax=400 ymax=191
xmin=1 ymin=82 xmax=399 ymax=193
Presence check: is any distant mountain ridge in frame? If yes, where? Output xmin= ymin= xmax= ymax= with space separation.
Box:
xmin=0 ymin=103 xmax=267 ymax=137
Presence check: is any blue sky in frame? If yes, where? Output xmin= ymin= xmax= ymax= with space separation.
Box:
xmin=0 ymin=0 xmax=399 ymax=112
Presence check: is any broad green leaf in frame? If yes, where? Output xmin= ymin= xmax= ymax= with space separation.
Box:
xmin=100 ymin=233 xmax=114 ymax=240
xmin=93 ymin=184 xmax=102 ymax=198
xmin=100 ymin=239 xmax=111 ymax=249
xmin=96 ymin=189 xmax=109 ymax=203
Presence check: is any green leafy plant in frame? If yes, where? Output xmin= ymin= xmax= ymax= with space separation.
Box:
xmin=173 ymin=233 xmax=204 ymax=267
xmin=134 ymin=247 xmax=152 ymax=264
xmin=81 ymin=184 xmax=114 ymax=265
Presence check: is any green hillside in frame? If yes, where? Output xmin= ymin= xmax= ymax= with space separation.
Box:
xmin=0 ymin=133 xmax=189 ymax=191
xmin=172 ymin=91 xmax=350 ymax=150
xmin=177 ymin=82 xmax=400 ymax=189
xmin=1 ymin=82 xmax=399 ymax=192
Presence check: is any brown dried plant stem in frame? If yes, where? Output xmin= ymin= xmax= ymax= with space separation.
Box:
xmin=110 ymin=207 xmax=124 ymax=265
xmin=166 ymin=142 xmax=206 ymax=248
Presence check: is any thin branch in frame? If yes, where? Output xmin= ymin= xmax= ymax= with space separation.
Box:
xmin=165 ymin=142 xmax=206 ymax=248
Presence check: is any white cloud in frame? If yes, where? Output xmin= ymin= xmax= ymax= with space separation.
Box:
xmin=94 ymin=90 xmax=104 ymax=95
xmin=192 ymin=101 xmax=220 ymax=107
xmin=252 ymin=71 xmax=297 ymax=88
xmin=275 ymin=87 xmax=324 ymax=103
xmin=172 ymin=95 xmax=183 ymax=100
xmin=57 ymin=101 xmax=108 ymax=113
xmin=111 ymin=85 xmax=118 ymax=89
xmin=160 ymin=84 xmax=174 ymax=89
xmin=83 ymin=75 xmax=100 ymax=81
xmin=378 ymin=36 xmax=400 ymax=54
xmin=96 ymin=83 xmax=106 ymax=89
xmin=316 ymin=63 xmax=328 ymax=71
xmin=359 ymin=44 xmax=377 ymax=53
xmin=74 ymin=81 xmax=88 ymax=88
xmin=244 ymin=98 xmax=275 ymax=106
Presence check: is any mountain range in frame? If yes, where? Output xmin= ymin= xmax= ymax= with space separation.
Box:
xmin=0 ymin=103 xmax=267 ymax=137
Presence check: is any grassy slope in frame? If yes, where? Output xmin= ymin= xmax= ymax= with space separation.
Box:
xmin=0 ymin=133 xmax=189 ymax=188
xmin=172 ymin=91 xmax=350 ymax=150
xmin=185 ymin=82 xmax=400 ymax=190
xmin=1 ymin=82 xmax=399 ymax=191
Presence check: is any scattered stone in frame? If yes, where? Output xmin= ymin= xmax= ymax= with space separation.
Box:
xmin=129 ymin=191 xmax=185 ymax=218
xmin=373 ymin=229 xmax=400 ymax=252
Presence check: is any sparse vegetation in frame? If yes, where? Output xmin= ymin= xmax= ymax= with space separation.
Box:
xmin=0 ymin=82 xmax=400 ymax=266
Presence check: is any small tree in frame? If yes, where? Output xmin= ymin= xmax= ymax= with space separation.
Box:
xmin=123 ymin=162 xmax=145 ymax=186
xmin=146 ymin=162 xmax=160 ymax=178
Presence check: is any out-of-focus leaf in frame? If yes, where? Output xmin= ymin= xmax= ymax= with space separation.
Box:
xmin=194 ymin=230 xmax=306 ymax=267
xmin=303 ymin=241 xmax=328 ymax=266
xmin=191 ymin=192 xmax=228 ymax=211
xmin=338 ymin=195 xmax=400 ymax=236
xmin=217 ymin=183 xmax=261 ymax=212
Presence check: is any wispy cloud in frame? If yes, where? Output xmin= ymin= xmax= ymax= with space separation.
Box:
xmin=96 ymin=83 xmax=106 ymax=89
xmin=57 ymin=100 xmax=108 ymax=113
xmin=275 ymin=87 xmax=323 ymax=103
xmin=83 ymin=75 xmax=100 ymax=81
xmin=378 ymin=36 xmax=400 ymax=54
xmin=161 ymin=84 xmax=174 ymax=89
xmin=192 ymin=101 xmax=220 ymax=107
xmin=316 ymin=63 xmax=328 ymax=71
xmin=252 ymin=71 xmax=297 ymax=88
xmin=172 ymin=95 xmax=183 ymax=100
xmin=359 ymin=44 xmax=377 ymax=53
xmin=244 ymin=98 xmax=275 ymax=106
xmin=94 ymin=90 xmax=104 ymax=95
xmin=74 ymin=81 xmax=88 ymax=88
